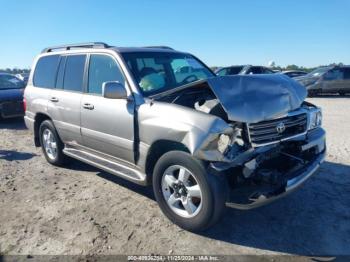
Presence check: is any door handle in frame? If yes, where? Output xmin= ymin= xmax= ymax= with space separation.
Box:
xmin=50 ymin=97 xmax=59 ymax=102
xmin=83 ymin=103 xmax=94 ymax=110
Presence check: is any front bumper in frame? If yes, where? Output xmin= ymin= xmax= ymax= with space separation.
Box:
xmin=226 ymin=128 xmax=326 ymax=209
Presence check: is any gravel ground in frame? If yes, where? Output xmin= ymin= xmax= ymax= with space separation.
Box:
xmin=0 ymin=96 xmax=349 ymax=256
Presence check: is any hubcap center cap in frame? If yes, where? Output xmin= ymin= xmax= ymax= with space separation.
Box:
xmin=173 ymin=182 xmax=187 ymax=197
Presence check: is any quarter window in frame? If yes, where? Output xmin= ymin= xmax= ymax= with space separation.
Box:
xmin=88 ymin=54 xmax=125 ymax=94
xmin=63 ymin=55 xmax=86 ymax=92
xmin=33 ymin=55 xmax=60 ymax=88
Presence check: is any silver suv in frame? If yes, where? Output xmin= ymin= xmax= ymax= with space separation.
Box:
xmin=24 ymin=42 xmax=326 ymax=231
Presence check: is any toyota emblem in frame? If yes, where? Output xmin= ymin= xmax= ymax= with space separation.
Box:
xmin=276 ymin=122 xmax=286 ymax=133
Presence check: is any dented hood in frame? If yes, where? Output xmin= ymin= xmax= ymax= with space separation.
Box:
xmin=206 ymin=74 xmax=307 ymax=123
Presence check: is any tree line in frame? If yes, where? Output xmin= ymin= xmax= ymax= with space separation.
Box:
xmin=210 ymin=62 xmax=345 ymax=73
xmin=0 ymin=68 xmax=30 ymax=74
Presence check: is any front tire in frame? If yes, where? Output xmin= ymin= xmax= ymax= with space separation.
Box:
xmin=152 ymin=151 xmax=226 ymax=232
xmin=39 ymin=120 xmax=66 ymax=166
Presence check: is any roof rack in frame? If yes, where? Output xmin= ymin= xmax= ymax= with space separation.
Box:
xmin=41 ymin=42 xmax=110 ymax=53
xmin=143 ymin=46 xmax=174 ymax=50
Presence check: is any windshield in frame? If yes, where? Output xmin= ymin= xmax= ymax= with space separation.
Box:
xmin=307 ymin=67 xmax=332 ymax=77
xmin=0 ymin=74 xmax=25 ymax=90
xmin=122 ymin=52 xmax=214 ymax=96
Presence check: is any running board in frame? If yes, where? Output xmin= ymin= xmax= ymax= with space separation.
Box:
xmin=63 ymin=147 xmax=147 ymax=185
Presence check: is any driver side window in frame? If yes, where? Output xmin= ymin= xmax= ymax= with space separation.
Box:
xmin=88 ymin=54 xmax=125 ymax=95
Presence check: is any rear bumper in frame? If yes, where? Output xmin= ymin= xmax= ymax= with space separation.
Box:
xmin=0 ymin=101 xmax=24 ymax=118
xmin=226 ymin=128 xmax=326 ymax=209
xmin=24 ymin=115 xmax=35 ymax=132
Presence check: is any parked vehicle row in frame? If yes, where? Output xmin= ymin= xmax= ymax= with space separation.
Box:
xmin=280 ymin=70 xmax=308 ymax=78
xmin=23 ymin=42 xmax=326 ymax=231
xmin=214 ymin=64 xmax=349 ymax=96
xmin=215 ymin=65 xmax=275 ymax=76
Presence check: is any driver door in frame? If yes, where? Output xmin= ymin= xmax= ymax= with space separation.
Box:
xmin=80 ymin=54 xmax=135 ymax=163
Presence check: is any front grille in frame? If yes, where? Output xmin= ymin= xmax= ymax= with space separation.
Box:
xmin=248 ymin=113 xmax=307 ymax=146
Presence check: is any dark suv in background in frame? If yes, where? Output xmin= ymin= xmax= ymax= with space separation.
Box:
xmin=296 ymin=66 xmax=350 ymax=96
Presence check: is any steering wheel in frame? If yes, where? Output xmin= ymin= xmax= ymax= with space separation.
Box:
xmin=181 ymin=75 xmax=199 ymax=85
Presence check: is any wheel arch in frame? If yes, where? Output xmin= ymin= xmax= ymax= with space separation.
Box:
xmin=33 ymin=113 xmax=52 ymax=147
xmin=144 ymin=140 xmax=190 ymax=184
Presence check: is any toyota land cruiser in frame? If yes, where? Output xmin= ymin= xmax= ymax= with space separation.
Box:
xmin=24 ymin=43 xmax=326 ymax=231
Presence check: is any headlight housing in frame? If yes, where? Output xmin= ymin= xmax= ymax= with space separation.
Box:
xmin=308 ymin=109 xmax=322 ymax=130
xmin=217 ymin=134 xmax=231 ymax=154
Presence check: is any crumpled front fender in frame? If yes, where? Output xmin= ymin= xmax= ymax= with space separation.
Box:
xmin=138 ymin=101 xmax=234 ymax=162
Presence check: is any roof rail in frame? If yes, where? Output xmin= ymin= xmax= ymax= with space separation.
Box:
xmin=41 ymin=42 xmax=110 ymax=53
xmin=143 ymin=46 xmax=174 ymax=50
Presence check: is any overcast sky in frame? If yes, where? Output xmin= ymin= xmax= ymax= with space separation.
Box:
xmin=1 ymin=0 xmax=349 ymax=68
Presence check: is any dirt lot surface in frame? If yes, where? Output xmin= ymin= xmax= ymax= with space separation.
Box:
xmin=0 ymin=96 xmax=349 ymax=256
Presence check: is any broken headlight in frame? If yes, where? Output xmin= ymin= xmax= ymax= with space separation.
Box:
xmin=217 ymin=134 xmax=231 ymax=154
xmin=308 ymin=109 xmax=322 ymax=130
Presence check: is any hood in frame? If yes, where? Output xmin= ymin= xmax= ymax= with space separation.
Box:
xmin=206 ymin=74 xmax=306 ymax=123
xmin=0 ymin=88 xmax=24 ymax=102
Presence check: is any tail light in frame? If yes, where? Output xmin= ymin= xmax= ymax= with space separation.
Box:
xmin=23 ymin=97 xmax=26 ymax=112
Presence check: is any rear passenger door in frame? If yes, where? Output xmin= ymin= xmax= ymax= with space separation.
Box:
xmin=31 ymin=55 xmax=61 ymax=111
xmin=80 ymin=54 xmax=135 ymax=163
xmin=48 ymin=54 xmax=87 ymax=144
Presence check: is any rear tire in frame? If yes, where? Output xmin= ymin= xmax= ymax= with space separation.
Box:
xmin=39 ymin=120 xmax=66 ymax=166
xmin=152 ymin=151 xmax=227 ymax=232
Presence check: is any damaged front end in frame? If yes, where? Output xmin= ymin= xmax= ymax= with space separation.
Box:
xmin=211 ymin=125 xmax=326 ymax=209
xmin=194 ymin=102 xmax=326 ymax=209
xmin=151 ymin=74 xmax=326 ymax=209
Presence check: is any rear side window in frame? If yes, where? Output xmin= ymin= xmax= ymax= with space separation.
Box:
xmin=33 ymin=55 xmax=60 ymax=88
xmin=88 ymin=54 xmax=125 ymax=94
xmin=63 ymin=55 xmax=86 ymax=92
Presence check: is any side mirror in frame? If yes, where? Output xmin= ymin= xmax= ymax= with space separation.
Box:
xmin=102 ymin=81 xmax=127 ymax=99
